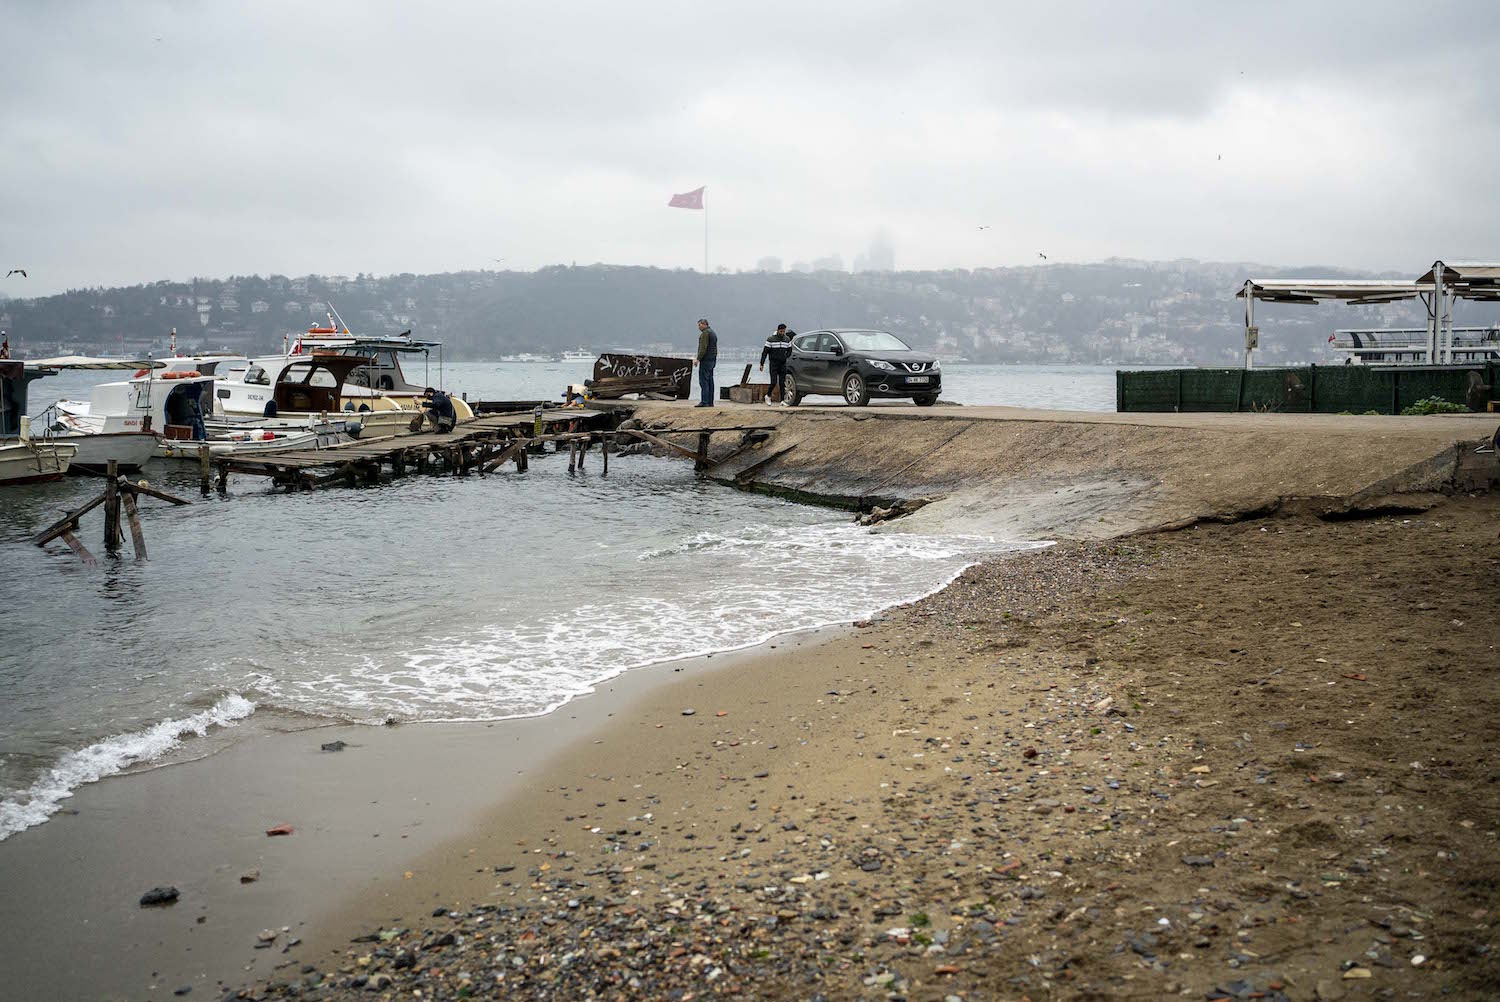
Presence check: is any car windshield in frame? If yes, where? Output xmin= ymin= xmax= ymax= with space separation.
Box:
xmin=837 ymin=330 xmax=910 ymax=352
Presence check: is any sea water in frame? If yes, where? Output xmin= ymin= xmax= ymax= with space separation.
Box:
xmin=0 ymin=361 xmax=1096 ymax=840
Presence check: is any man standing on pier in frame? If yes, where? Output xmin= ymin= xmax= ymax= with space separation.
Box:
xmin=693 ymin=318 xmax=718 ymax=408
xmin=760 ymin=323 xmax=795 ymax=404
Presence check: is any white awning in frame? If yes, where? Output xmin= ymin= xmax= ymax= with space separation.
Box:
xmin=24 ymin=355 xmax=166 ymax=370
xmin=1236 ymin=279 xmax=1429 ymax=305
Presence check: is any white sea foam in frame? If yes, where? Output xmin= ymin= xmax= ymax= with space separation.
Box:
xmin=0 ymin=693 xmax=255 ymax=841
xmin=257 ymin=524 xmax=1045 ymax=724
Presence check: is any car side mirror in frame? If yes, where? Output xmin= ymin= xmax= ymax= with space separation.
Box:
xmin=830 ymin=344 xmax=843 ymax=356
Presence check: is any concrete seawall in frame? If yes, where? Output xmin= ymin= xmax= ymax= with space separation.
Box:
xmin=625 ymin=402 xmax=1500 ymax=539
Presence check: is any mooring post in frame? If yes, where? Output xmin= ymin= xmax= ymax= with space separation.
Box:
xmin=577 ymin=439 xmax=586 ymax=470
xmin=103 ymin=459 xmax=121 ymax=551
xmin=568 ymin=440 xmax=577 ymax=474
xmin=122 ymin=491 xmax=147 ymax=561
xmin=696 ymin=431 xmax=711 ymax=471
xmin=217 ymin=463 xmax=229 ymax=494
xmin=198 ymin=445 xmax=211 ymax=496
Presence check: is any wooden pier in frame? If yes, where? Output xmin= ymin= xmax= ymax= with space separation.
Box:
xmin=208 ymin=406 xmax=775 ymax=491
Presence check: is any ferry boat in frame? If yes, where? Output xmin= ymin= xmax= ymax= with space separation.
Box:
xmin=561 ymin=348 xmax=596 ymax=363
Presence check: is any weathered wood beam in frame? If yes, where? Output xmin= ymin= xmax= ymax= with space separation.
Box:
xmin=33 ymin=492 xmax=108 ymax=546
xmin=122 ymin=492 xmax=147 ymax=561
xmin=60 ymin=528 xmax=97 ymax=566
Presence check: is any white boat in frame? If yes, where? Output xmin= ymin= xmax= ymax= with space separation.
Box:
xmin=4 ymin=357 xmax=145 ymax=476
xmin=159 ymin=424 xmax=341 ymax=459
xmin=41 ymin=362 xmax=221 ymax=467
xmin=561 ymin=348 xmax=596 ymax=363
xmin=0 ymin=437 xmax=75 ymax=485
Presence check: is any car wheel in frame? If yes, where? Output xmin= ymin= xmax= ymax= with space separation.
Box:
xmin=913 ymin=394 xmax=938 ymax=407
xmin=783 ymin=374 xmax=802 ymax=407
xmin=843 ymin=371 xmax=868 ymax=406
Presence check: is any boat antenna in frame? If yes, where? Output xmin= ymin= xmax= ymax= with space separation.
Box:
xmin=327 ymin=301 xmax=351 ymax=335
xmin=169 ymin=326 xmax=177 ymax=357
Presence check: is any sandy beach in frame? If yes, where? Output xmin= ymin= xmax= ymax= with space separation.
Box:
xmin=276 ymin=494 xmax=1497 ymax=1002
xmin=7 ymin=487 xmax=1493 ymax=1000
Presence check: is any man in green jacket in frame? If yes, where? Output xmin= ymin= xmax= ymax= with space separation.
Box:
xmin=694 ymin=318 xmax=718 ymax=407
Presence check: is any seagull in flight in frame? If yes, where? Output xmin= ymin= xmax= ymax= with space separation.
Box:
xmin=1037 ymin=253 xmax=1047 ymax=261
xmin=976 ymin=225 xmax=990 ymax=231
xmin=6 ymin=269 xmax=26 ymax=278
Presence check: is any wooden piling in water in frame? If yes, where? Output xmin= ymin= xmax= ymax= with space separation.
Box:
xmin=601 ymin=435 xmax=609 ymax=476
xmin=122 ymin=492 xmax=147 ymax=560
xmin=103 ymin=460 xmax=121 ymax=551
xmin=199 ymin=445 xmax=211 ymax=495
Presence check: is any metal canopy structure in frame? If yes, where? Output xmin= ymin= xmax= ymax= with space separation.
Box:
xmin=1235 ymin=259 xmax=1500 ymax=368
xmin=1415 ymin=261 xmax=1500 ymax=302
xmin=1236 ymin=279 xmax=1428 ymax=306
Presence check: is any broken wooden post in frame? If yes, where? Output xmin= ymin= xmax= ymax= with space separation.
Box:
xmin=60 ymin=527 xmax=96 ymax=566
xmin=696 ymin=431 xmax=711 ymax=471
xmin=217 ymin=463 xmax=230 ymax=494
xmin=198 ymin=445 xmax=211 ymax=495
xmin=568 ymin=440 xmax=577 ymax=474
xmin=122 ymin=491 xmax=147 ymax=561
xmin=601 ymin=434 xmax=609 ymax=476
xmin=103 ymin=460 xmax=121 ymax=551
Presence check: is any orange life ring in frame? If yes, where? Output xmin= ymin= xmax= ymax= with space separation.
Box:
xmin=160 ymin=370 xmax=201 ymax=380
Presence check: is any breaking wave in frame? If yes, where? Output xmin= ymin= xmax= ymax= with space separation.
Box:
xmin=0 ymin=693 xmax=256 ymax=841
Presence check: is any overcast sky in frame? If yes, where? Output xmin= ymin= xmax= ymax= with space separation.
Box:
xmin=3 ymin=1 xmax=1497 ymax=295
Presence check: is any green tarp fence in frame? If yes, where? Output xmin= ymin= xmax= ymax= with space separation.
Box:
xmin=1117 ymin=363 xmax=1499 ymax=414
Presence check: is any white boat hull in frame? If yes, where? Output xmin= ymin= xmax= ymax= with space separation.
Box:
xmin=56 ymin=431 xmax=161 ymax=472
xmin=0 ymin=441 xmax=76 ymax=485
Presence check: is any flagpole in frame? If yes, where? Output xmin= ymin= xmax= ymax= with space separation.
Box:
xmin=703 ymin=197 xmax=709 ymax=276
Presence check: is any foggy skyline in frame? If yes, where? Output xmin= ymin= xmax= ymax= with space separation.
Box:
xmin=3 ymin=1 xmax=1498 ymax=296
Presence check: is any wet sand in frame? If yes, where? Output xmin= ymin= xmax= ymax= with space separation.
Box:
xmin=0 ymin=631 xmax=837 ymax=1000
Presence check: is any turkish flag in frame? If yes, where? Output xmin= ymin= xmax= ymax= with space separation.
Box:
xmin=668 ymin=186 xmax=705 ymax=210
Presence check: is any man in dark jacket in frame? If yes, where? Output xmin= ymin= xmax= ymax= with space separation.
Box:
xmin=759 ymin=323 xmax=795 ymax=404
xmin=694 ymin=318 xmax=718 ymax=408
xmin=417 ymin=386 xmax=457 ymax=432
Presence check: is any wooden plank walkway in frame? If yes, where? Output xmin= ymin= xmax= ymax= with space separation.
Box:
xmin=207 ymin=407 xmax=777 ymax=491
xmin=211 ymin=408 xmax=613 ymax=490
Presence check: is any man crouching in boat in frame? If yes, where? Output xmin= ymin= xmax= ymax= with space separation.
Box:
xmin=412 ymin=386 xmax=457 ymax=433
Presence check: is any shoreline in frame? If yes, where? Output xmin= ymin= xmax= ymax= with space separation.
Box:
xmin=265 ymin=494 xmax=1500 ymax=1000
xmin=0 ymin=619 xmax=853 ymax=999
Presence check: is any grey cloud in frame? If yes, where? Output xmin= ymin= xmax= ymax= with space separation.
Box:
xmin=2 ymin=0 xmax=1497 ymax=293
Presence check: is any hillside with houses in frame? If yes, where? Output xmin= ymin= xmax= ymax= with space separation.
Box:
xmin=5 ymin=260 xmax=1493 ymax=365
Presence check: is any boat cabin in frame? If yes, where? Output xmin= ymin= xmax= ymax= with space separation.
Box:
xmin=0 ymin=361 xmax=48 ymax=437
xmin=270 ymin=353 xmax=374 ymax=415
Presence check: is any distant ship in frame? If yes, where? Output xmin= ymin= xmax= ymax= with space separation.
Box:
xmin=561 ymin=348 xmax=596 ymax=363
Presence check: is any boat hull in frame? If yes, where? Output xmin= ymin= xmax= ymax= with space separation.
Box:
xmin=59 ymin=432 xmax=161 ymax=473
xmin=0 ymin=442 xmax=76 ymax=485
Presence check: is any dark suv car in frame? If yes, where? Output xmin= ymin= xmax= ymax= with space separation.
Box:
xmin=783 ymin=329 xmax=941 ymax=406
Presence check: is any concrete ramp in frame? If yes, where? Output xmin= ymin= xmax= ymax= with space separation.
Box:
xmin=629 ymin=403 xmax=1500 ymax=539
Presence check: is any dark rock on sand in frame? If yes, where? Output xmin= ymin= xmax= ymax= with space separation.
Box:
xmin=320 ymin=740 xmax=347 ymax=752
xmin=139 ymin=886 xmax=179 ymax=907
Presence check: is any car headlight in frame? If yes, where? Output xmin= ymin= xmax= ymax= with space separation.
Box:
xmin=869 ymin=359 xmax=895 ymax=371
xmin=930 ymin=359 xmax=941 ymax=372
